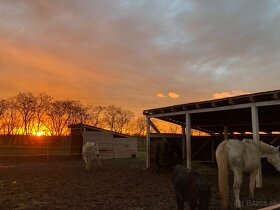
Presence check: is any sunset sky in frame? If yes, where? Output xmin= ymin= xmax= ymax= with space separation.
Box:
xmin=1 ymin=0 xmax=280 ymax=116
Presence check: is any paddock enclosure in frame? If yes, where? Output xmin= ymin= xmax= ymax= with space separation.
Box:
xmin=0 ymin=157 xmax=279 ymax=210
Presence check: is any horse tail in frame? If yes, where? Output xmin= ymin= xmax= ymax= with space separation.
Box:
xmin=216 ymin=141 xmax=229 ymax=210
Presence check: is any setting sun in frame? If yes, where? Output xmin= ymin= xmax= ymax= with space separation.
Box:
xmin=35 ymin=131 xmax=45 ymax=137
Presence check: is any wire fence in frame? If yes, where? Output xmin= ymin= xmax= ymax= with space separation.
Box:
xmin=0 ymin=145 xmax=143 ymax=159
xmin=0 ymin=145 xmax=80 ymax=159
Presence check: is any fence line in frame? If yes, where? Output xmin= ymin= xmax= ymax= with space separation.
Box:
xmin=0 ymin=145 xmax=139 ymax=159
xmin=0 ymin=153 xmax=81 ymax=157
xmin=0 ymin=145 xmax=79 ymax=149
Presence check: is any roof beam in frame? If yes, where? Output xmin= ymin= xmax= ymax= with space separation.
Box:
xmin=146 ymin=100 xmax=280 ymax=118
xmin=188 ymin=100 xmax=280 ymax=114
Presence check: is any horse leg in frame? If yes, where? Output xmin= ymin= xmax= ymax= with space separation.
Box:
xmin=233 ymin=169 xmax=243 ymax=209
xmin=256 ymin=166 xmax=262 ymax=188
xmin=97 ymin=154 xmax=101 ymax=166
xmin=249 ymin=169 xmax=258 ymax=199
xmin=87 ymin=158 xmax=92 ymax=170
xmin=85 ymin=158 xmax=90 ymax=171
xmin=176 ymin=196 xmax=184 ymax=210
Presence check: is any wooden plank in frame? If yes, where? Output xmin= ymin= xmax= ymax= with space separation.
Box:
xmin=82 ymin=131 xmax=112 ymax=138
xmin=146 ymin=100 xmax=280 ymax=118
xmin=251 ymin=106 xmax=260 ymax=141
xmin=251 ymin=106 xmax=262 ymax=188
xmin=83 ymin=138 xmax=113 ymax=143
xmin=146 ymin=116 xmax=151 ymax=168
xmin=188 ymin=100 xmax=280 ymax=114
xmin=224 ymin=126 xmax=229 ymax=140
xmin=181 ymin=125 xmax=186 ymax=160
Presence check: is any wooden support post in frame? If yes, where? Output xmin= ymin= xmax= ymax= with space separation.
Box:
xmin=211 ymin=138 xmax=215 ymax=163
xmin=251 ymin=106 xmax=260 ymax=141
xmin=224 ymin=126 xmax=229 ymax=140
xmin=146 ymin=116 xmax=151 ymax=168
xmin=181 ymin=125 xmax=186 ymax=162
xmin=185 ymin=113 xmax=191 ymax=169
xmin=150 ymin=120 xmax=168 ymax=142
xmin=251 ymin=106 xmax=262 ymax=188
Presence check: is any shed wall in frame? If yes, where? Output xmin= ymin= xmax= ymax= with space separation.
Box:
xmin=82 ymin=131 xmax=137 ymax=159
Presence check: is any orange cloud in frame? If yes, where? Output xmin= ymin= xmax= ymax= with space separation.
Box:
xmin=157 ymin=92 xmax=179 ymax=99
xmin=0 ymin=37 xmax=114 ymax=102
xmin=212 ymin=90 xmax=250 ymax=99
xmin=157 ymin=93 xmax=166 ymax=98
xmin=168 ymin=92 xmax=179 ymax=99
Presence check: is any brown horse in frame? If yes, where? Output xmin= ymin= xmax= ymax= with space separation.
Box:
xmin=173 ymin=164 xmax=211 ymax=210
xmin=154 ymin=140 xmax=181 ymax=172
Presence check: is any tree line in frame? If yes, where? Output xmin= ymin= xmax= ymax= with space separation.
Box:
xmin=0 ymin=92 xmax=146 ymax=136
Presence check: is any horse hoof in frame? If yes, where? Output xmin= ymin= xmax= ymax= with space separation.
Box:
xmin=234 ymin=200 xmax=242 ymax=209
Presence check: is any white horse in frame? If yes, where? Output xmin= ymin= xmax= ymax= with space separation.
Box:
xmin=82 ymin=142 xmax=101 ymax=171
xmin=216 ymin=139 xmax=280 ymax=209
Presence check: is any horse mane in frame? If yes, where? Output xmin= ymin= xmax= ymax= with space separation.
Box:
xmin=243 ymin=139 xmax=276 ymax=154
xmin=259 ymin=141 xmax=277 ymax=154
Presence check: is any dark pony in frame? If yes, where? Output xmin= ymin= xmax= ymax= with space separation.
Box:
xmin=173 ymin=164 xmax=211 ymax=210
xmin=154 ymin=140 xmax=181 ymax=172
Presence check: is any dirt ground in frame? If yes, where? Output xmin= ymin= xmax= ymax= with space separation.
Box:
xmin=0 ymin=157 xmax=279 ymax=210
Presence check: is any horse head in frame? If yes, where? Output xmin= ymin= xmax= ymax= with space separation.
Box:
xmin=267 ymin=145 xmax=280 ymax=171
xmin=93 ymin=142 xmax=100 ymax=155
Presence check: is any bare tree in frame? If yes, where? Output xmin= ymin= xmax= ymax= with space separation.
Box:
xmin=33 ymin=93 xmax=52 ymax=134
xmin=168 ymin=123 xmax=180 ymax=134
xmin=0 ymin=92 xmax=140 ymax=137
xmin=1 ymin=98 xmax=21 ymax=136
xmin=87 ymin=105 xmax=105 ymax=127
xmin=102 ymin=105 xmax=135 ymax=133
xmin=133 ymin=116 xmax=146 ymax=136
xmin=45 ymin=100 xmax=71 ymax=136
xmin=69 ymin=101 xmax=90 ymax=124
xmin=103 ymin=105 xmax=122 ymax=131
xmin=15 ymin=92 xmax=36 ymax=135
xmin=0 ymin=99 xmax=7 ymax=116
xmin=117 ymin=110 xmax=135 ymax=134
xmin=150 ymin=119 xmax=167 ymax=133
xmin=0 ymin=99 xmax=8 ymax=134
xmin=45 ymin=100 xmax=89 ymax=136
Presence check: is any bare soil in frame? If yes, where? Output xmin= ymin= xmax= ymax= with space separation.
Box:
xmin=0 ymin=157 xmax=279 ymax=210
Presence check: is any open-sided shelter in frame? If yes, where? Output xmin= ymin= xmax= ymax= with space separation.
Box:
xmin=143 ymin=89 xmax=280 ymax=170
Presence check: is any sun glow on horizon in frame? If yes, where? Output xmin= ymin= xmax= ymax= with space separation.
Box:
xmin=35 ymin=131 xmax=45 ymax=136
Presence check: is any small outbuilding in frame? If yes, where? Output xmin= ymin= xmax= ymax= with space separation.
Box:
xmin=69 ymin=123 xmax=138 ymax=159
